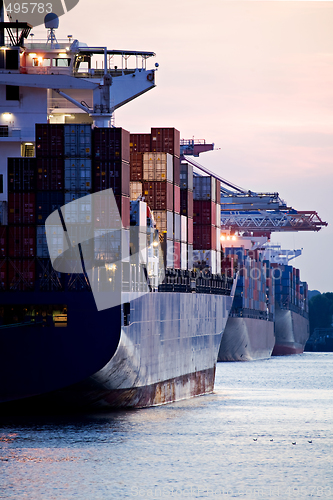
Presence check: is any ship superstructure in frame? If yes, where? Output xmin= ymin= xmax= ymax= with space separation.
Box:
xmin=0 ymin=9 xmax=157 ymax=203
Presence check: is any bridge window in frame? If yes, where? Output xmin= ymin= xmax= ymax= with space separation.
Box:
xmin=5 ymin=49 xmax=19 ymax=70
xmin=6 ymin=85 xmax=20 ymax=101
xmin=52 ymin=58 xmax=71 ymax=67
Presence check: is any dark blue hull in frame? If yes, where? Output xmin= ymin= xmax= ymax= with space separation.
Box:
xmin=0 ymin=290 xmax=233 ymax=410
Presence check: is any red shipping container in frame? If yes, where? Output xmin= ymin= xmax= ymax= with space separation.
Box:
xmin=173 ymin=241 xmax=181 ymax=269
xmin=130 ymin=133 xmax=152 ymax=153
xmin=174 ymin=185 xmax=180 ymax=214
xmin=94 ymin=160 xmax=130 ymax=196
xmin=0 ymin=226 xmax=7 ymax=257
xmin=8 ymin=226 xmax=36 ymax=257
xmin=36 ymin=158 xmax=64 ymax=190
xmin=193 ymin=225 xmax=216 ymax=250
xmin=8 ymin=193 xmax=35 ymax=225
xmin=173 ymin=156 xmax=180 ymax=186
xmin=8 ymin=259 xmax=35 ymax=291
xmin=8 ymin=157 xmax=36 ymax=192
xmin=142 ymin=181 xmax=173 ymax=211
xmin=116 ymin=195 xmax=130 ymax=229
xmin=193 ymin=200 xmax=216 ymax=226
xmin=93 ymin=128 xmax=130 ymax=162
xmin=130 ymin=152 xmax=144 ymax=181
xmin=151 ymin=128 xmax=180 ymax=157
xmin=0 ymin=259 xmax=7 ymax=290
xmin=187 ymin=217 xmax=193 ymax=244
xmin=36 ymin=124 xmax=64 ymax=158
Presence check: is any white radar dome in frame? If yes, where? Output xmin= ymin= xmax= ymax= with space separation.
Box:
xmin=44 ymin=13 xmax=59 ymax=29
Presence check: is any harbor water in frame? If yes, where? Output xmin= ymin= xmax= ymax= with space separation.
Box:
xmin=1 ymin=353 xmax=332 ymax=499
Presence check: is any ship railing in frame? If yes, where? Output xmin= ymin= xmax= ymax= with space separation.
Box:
xmin=158 ymin=269 xmax=233 ymax=295
xmin=279 ymin=300 xmax=309 ymax=319
xmin=180 ymin=139 xmax=207 ymax=146
xmin=230 ymin=308 xmax=273 ymax=321
xmin=48 ymin=95 xmax=93 ymax=110
xmin=19 ymin=66 xmax=72 ymax=75
xmin=25 ymin=40 xmax=71 ymax=50
xmin=73 ymin=68 xmax=140 ymax=79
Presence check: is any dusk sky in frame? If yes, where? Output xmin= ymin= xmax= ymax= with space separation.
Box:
xmin=31 ymin=1 xmax=333 ymax=292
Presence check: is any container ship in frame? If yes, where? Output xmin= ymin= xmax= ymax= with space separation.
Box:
xmin=267 ymin=248 xmax=309 ymax=356
xmin=217 ymin=241 xmax=275 ymax=362
xmin=0 ymin=10 xmax=235 ymax=410
xmin=217 ymin=240 xmax=309 ymax=361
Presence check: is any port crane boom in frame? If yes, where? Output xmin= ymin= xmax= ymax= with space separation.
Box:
xmin=182 ymin=155 xmax=328 ymax=235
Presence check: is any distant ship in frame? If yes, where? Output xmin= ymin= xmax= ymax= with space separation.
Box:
xmin=217 ymin=240 xmax=275 ymax=361
xmin=217 ymin=241 xmax=309 ymax=361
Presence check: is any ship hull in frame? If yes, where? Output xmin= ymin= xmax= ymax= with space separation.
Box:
xmin=272 ymin=302 xmax=310 ymax=356
xmin=0 ymin=290 xmax=233 ymax=410
xmin=217 ymin=315 xmax=275 ymax=362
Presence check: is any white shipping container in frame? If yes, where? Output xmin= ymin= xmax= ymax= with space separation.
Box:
xmin=64 ymin=158 xmax=92 ymax=191
xmin=216 ymin=227 xmax=221 ymax=251
xmin=215 ymin=203 xmax=221 ymax=227
xmin=174 ymin=213 xmax=181 ymax=241
xmin=216 ymin=251 xmax=221 ymax=274
xmin=64 ymin=192 xmax=92 ymax=224
xmin=166 ymin=238 xmax=174 ymax=269
xmin=153 ymin=210 xmax=173 ymax=239
xmin=200 ymin=249 xmax=217 ymax=274
xmin=180 ymin=215 xmax=187 ymax=243
xmin=181 ymin=242 xmax=187 ymax=270
xmin=130 ymin=181 xmax=142 ymax=201
xmin=143 ymin=152 xmax=173 ymax=182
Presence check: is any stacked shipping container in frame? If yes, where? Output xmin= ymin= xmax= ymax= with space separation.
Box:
xmin=193 ymin=176 xmax=221 ymax=274
xmin=3 ymin=124 xmax=132 ymax=291
xmin=224 ymin=246 xmax=272 ymax=316
xmin=271 ymin=264 xmax=308 ymax=314
xmin=6 ymin=157 xmax=38 ymax=290
xmin=92 ymin=127 xmax=130 ymax=228
xmin=180 ymin=162 xmax=193 ymax=270
xmin=129 ymin=128 xmax=183 ymax=269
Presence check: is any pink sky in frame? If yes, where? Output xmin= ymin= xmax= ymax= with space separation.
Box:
xmin=32 ymin=1 xmax=333 ymax=291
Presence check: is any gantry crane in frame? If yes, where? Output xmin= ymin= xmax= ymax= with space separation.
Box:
xmin=181 ymin=155 xmax=328 ymax=236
